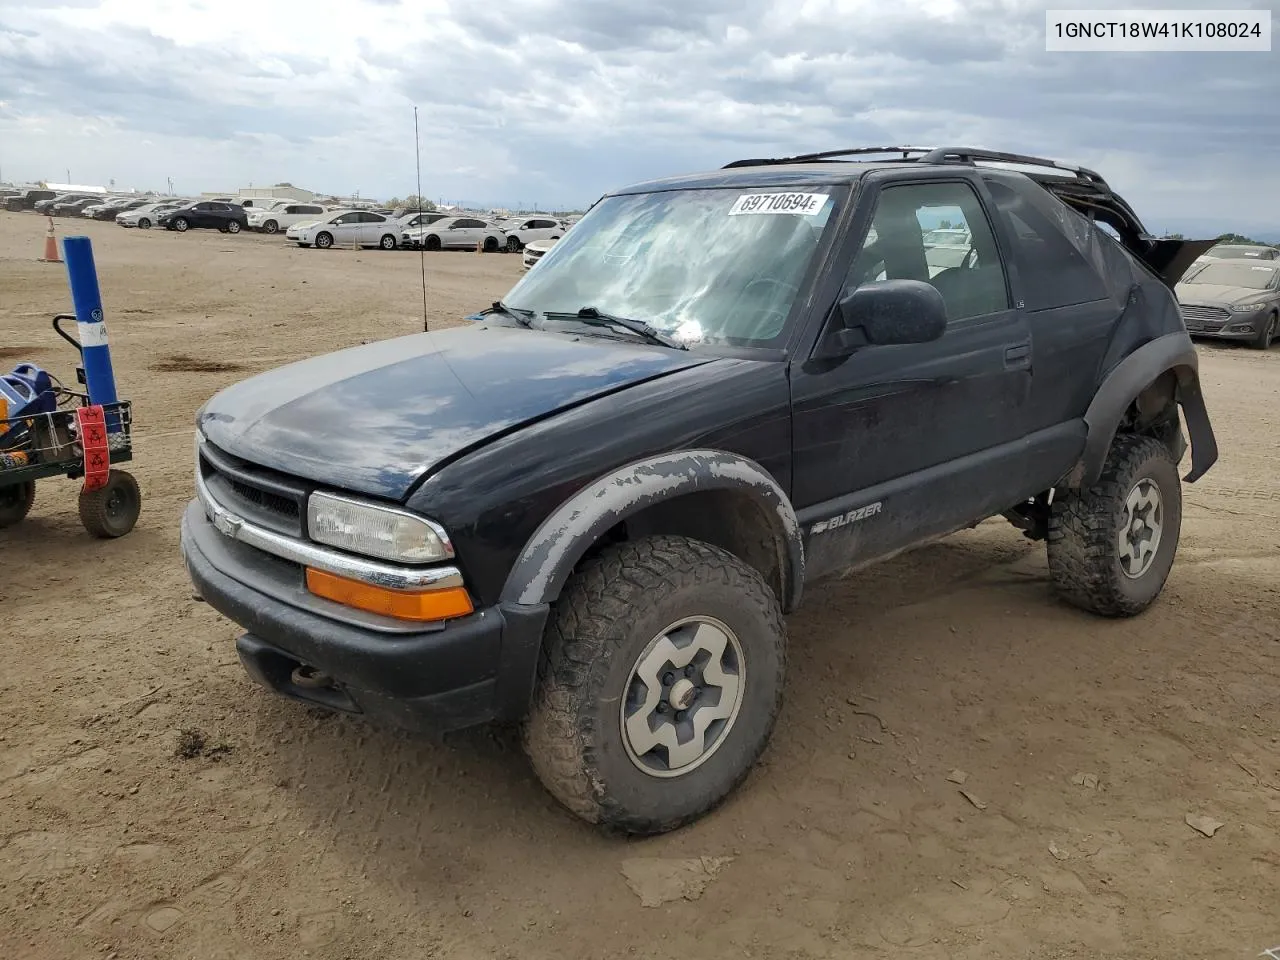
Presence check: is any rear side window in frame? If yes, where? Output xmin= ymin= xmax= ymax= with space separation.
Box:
xmin=982 ymin=178 xmax=1109 ymax=311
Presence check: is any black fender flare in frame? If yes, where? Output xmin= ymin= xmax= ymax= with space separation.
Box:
xmin=499 ymin=449 xmax=806 ymax=612
xmin=1070 ymin=332 xmax=1218 ymax=488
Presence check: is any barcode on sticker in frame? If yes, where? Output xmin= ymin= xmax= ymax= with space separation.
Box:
xmin=729 ymin=193 xmax=828 ymax=216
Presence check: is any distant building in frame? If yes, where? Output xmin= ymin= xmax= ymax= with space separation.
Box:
xmin=239 ymin=185 xmax=315 ymax=203
xmin=42 ymin=182 xmax=109 ymax=194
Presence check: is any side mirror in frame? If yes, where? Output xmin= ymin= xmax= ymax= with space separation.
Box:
xmin=837 ymin=279 xmax=948 ymax=346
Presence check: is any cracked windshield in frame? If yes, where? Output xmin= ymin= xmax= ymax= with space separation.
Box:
xmin=503 ymin=187 xmax=840 ymax=345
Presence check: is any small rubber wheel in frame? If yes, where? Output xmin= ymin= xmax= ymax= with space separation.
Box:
xmin=522 ymin=534 xmax=787 ymax=835
xmin=0 ymin=481 xmax=35 ymax=529
xmin=227 ymin=220 xmax=241 ymax=234
xmin=78 ymin=469 xmax=142 ymax=538
xmin=315 ymin=232 xmax=333 ymax=249
xmin=1252 ymin=312 xmax=1277 ymax=350
xmin=1047 ymin=435 xmax=1182 ymax=617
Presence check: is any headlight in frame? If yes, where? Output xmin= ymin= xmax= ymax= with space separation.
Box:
xmin=1232 ymin=302 xmax=1267 ymax=311
xmin=307 ymin=491 xmax=453 ymax=563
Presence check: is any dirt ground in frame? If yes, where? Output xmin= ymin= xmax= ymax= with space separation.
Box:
xmin=1 ymin=211 xmax=1277 ymax=960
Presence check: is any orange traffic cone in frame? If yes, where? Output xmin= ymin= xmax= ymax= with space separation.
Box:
xmin=38 ymin=216 xmax=61 ymax=263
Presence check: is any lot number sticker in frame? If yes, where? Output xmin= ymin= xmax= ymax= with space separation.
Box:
xmin=729 ymin=192 xmax=828 ymax=216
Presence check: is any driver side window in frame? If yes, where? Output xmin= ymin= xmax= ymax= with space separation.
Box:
xmin=846 ymin=181 xmax=1010 ymax=322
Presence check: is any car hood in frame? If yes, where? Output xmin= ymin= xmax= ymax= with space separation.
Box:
xmin=288 ymin=220 xmax=323 ymax=231
xmin=1176 ymin=283 xmax=1273 ymax=306
xmin=196 ymin=322 xmax=718 ymax=499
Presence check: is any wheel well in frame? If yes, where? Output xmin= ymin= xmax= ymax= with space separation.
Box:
xmin=570 ymin=489 xmax=789 ymax=607
xmin=1117 ymin=368 xmax=1184 ymax=456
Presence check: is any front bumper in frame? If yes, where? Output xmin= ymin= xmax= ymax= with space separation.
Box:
xmin=1183 ymin=307 xmax=1269 ymax=340
xmin=180 ymin=499 xmax=548 ymax=733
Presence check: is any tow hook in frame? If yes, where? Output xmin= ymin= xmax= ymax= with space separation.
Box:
xmin=290 ymin=664 xmax=334 ymax=690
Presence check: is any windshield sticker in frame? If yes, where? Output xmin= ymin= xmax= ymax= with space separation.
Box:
xmin=729 ymin=193 xmax=828 ymax=216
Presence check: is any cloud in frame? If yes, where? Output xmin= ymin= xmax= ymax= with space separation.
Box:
xmin=0 ymin=0 xmax=1276 ymax=232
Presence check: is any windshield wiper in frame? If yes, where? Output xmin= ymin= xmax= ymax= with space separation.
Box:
xmin=549 ymin=306 xmax=688 ymax=350
xmin=485 ymin=300 xmax=538 ymax=328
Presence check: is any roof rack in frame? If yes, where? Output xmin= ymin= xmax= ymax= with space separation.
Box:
xmin=721 ymin=147 xmax=935 ymax=168
xmin=722 ymin=145 xmax=1111 ymax=191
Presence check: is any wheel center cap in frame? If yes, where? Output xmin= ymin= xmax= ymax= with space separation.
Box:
xmin=669 ymin=678 xmax=696 ymax=712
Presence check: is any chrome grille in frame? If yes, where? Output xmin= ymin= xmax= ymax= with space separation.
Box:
xmin=1180 ymin=304 xmax=1229 ymax=332
xmin=198 ymin=439 xmax=307 ymax=537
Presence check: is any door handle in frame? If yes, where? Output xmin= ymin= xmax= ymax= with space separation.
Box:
xmin=1004 ymin=343 xmax=1031 ymax=367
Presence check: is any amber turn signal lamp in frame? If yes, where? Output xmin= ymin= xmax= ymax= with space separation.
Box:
xmin=305 ymin=568 xmax=474 ymax=622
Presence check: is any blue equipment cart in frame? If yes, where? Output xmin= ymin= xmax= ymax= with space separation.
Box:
xmin=0 ymin=236 xmax=140 ymax=537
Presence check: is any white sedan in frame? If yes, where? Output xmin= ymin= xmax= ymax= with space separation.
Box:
xmin=116 ymin=200 xmax=185 ymax=229
xmin=409 ymin=216 xmax=508 ymax=252
xmin=522 ymin=237 xmax=559 ymax=270
xmin=286 ymin=209 xmax=403 ymax=250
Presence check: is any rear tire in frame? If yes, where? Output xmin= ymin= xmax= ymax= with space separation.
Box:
xmin=0 ymin=481 xmax=35 ymax=529
xmin=1252 ymin=311 xmax=1277 ymax=350
xmin=138 ymin=218 xmax=151 ymax=229
xmin=1047 ymin=435 xmax=1182 ymax=617
xmin=522 ymin=534 xmax=787 ymax=835
xmin=78 ymin=470 xmax=141 ymax=539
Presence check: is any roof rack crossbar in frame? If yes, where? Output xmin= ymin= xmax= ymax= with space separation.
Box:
xmin=722 ymin=146 xmax=936 ymax=169
xmin=917 ymin=147 xmax=1109 ymax=188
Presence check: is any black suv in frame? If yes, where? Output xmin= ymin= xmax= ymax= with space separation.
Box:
xmin=181 ymin=147 xmax=1219 ymax=835
xmin=158 ymin=200 xmax=249 ymax=234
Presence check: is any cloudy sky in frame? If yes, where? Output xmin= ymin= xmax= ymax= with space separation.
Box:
xmin=0 ymin=0 xmax=1276 ymax=232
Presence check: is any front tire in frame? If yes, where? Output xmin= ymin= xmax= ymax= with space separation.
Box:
xmin=522 ymin=535 xmax=787 ymax=835
xmin=227 ymin=220 xmax=241 ymax=234
xmin=379 ymin=233 xmax=396 ymax=250
xmin=424 ymin=234 xmax=441 ymax=251
xmin=78 ymin=470 xmax=141 ymax=539
xmin=1047 ymin=435 xmax=1182 ymax=617
xmin=1252 ymin=311 xmax=1277 ymax=350
xmin=315 ymin=232 xmax=333 ymax=249
xmin=0 ymin=481 xmax=35 ymax=528
xmin=506 ymin=235 xmax=522 ymax=253
xmin=173 ymin=217 xmax=189 ymax=232
xmin=262 ymin=220 xmax=279 ymax=234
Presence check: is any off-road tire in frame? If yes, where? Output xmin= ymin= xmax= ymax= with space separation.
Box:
xmin=522 ymin=534 xmax=787 ymax=835
xmin=1252 ymin=311 xmax=1277 ymax=350
xmin=78 ymin=469 xmax=141 ymax=538
xmin=0 ymin=481 xmax=35 ymax=528
xmin=1047 ymin=435 xmax=1182 ymax=617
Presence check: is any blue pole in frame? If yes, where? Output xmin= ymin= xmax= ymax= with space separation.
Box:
xmin=62 ymin=236 xmax=121 ymax=432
